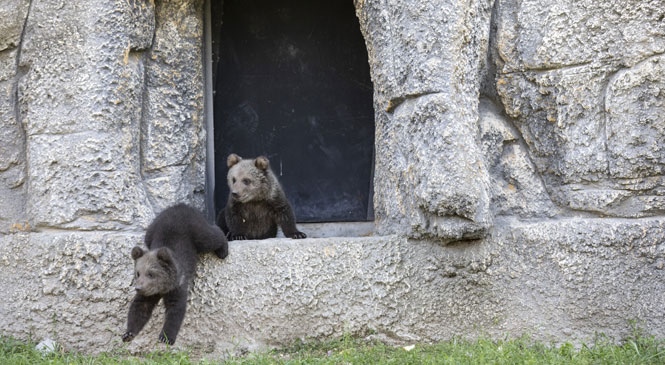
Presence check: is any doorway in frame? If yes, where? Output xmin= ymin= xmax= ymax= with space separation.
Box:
xmin=211 ymin=0 xmax=375 ymax=223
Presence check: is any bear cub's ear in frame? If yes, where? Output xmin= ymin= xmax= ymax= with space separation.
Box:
xmin=155 ymin=247 xmax=175 ymax=266
xmin=227 ymin=153 xmax=242 ymax=168
xmin=131 ymin=246 xmax=145 ymax=260
xmin=255 ymin=156 xmax=269 ymax=171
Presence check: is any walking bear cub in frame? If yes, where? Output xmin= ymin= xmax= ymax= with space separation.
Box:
xmin=122 ymin=203 xmax=228 ymax=345
xmin=217 ymin=153 xmax=306 ymax=240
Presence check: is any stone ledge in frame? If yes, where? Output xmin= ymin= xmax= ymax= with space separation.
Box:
xmin=1 ymin=217 xmax=664 ymax=357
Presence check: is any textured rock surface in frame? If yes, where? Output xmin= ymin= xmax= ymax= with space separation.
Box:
xmin=358 ymin=0 xmax=494 ymax=242
xmin=479 ymin=98 xmax=560 ymax=218
xmin=494 ymin=0 xmax=665 ymax=217
xmin=0 ymin=0 xmax=664 ymax=358
xmin=142 ymin=0 xmax=207 ymax=212
xmin=1 ymin=220 xmax=663 ymax=357
xmin=0 ymin=0 xmax=30 ymax=233
xmin=6 ymin=0 xmax=206 ymax=231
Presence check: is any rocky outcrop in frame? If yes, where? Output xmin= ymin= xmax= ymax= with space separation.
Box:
xmin=358 ymin=0 xmax=494 ymax=242
xmin=0 ymin=0 xmax=206 ymax=232
xmin=494 ymin=0 xmax=665 ymax=217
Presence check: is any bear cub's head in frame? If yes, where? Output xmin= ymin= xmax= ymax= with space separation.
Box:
xmin=227 ymin=153 xmax=272 ymax=204
xmin=131 ymin=246 xmax=179 ymax=296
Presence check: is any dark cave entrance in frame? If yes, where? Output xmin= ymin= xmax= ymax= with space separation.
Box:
xmin=209 ymin=0 xmax=375 ymax=223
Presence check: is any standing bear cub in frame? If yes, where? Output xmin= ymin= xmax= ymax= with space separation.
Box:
xmin=122 ymin=203 xmax=228 ymax=345
xmin=217 ymin=153 xmax=306 ymax=240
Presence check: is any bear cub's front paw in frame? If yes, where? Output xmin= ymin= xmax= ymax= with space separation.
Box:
xmin=290 ymin=231 xmax=307 ymax=239
xmin=121 ymin=332 xmax=135 ymax=342
xmin=214 ymin=246 xmax=229 ymax=259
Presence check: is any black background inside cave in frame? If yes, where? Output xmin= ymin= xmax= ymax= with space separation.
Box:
xmin=212 ymin=0 xmax=375 ymax=222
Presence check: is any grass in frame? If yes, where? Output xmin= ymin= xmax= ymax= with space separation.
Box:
xmin=1 ymin=332 xmax=664 ymax=365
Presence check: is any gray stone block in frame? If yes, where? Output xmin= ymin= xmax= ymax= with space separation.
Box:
xmin=0 ymin=0 xmax=30 ymax=52
xmin=1 ymin=218 xmax=663 ymax=356
xmin=607 ymin=54 xmax=665 ymax=179
xmin=495 ymin=0 xmax=665 ymax=217
xmin=358 ymin=0 xmax=493 ymax=241
xmin=0 ymin=0 xmax=29 ymax=232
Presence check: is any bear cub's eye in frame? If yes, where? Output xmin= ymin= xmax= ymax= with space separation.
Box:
xmin=232 ymin=177 xmax=236 ymax=184
xmin=242 ymin=178 xmax=251 ymax=186
xmin=136 ymin=272 xmax=140 ymax=278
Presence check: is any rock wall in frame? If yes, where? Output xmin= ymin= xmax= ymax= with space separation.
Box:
xmin=359 ymin=0 xmax=494 ymax=242
xmin=493 ymin=0 xmax=665 ymax=217
xmin=0 ymin=0 xmax=206 ymax=233
xmin=0 ymin=0 xmax=664 ymax=358
xmin=0 ymin=0 xmax=30 ymax=231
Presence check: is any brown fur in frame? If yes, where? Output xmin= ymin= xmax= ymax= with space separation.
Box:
xmin=217 ymin=153 xmax=306 ymax=240
xmin=122 ymin=204 xmax=228 ymax=345
xmin=132 ymin=247 xmax=179 ymax=297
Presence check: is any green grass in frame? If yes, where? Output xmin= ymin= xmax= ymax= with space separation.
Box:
xmin=1 ymin=332 xmax=664 ymax=365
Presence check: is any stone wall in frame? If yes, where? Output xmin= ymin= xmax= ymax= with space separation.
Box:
xmin=0 ymin=0 xmax=206 ymax=233
xmin=493 ymin=0 xmax=665 ymax=218
xmin=0 ymin=0 xmax=664 ymax=358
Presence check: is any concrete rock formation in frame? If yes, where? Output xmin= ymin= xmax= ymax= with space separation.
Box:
xmin=494 ymin=0 xmax=665 ymax=217
xmin=0 ymin=0 xmax=663 ymax=358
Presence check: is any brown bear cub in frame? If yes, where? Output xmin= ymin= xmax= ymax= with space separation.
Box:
xmin=217 ymin=153 xmax=306 ymax=240
xmin=122 ymin=203 xmax=228 ymax=345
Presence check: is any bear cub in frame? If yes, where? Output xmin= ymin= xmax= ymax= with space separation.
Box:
xmin=217 ymin=153 xmax=306 ymax=240
xmin=122 ymin=203 xmax=228 ymax=345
